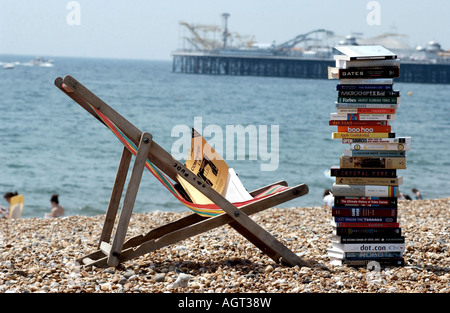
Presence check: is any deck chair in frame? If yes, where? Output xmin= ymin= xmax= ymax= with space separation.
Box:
xmin=54 ymin=75 xmax=311 ymax=268
xmin=8 ymin=195 xmax=24 ymax=219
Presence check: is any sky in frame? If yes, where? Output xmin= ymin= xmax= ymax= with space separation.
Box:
xmin=1 ymin=0 xmax=449 ymax=61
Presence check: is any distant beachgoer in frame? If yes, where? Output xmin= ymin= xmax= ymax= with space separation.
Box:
xmin=44 ymin=194 xmax=65 ymax=218
xmin=412 ymin=188 xmax=422 ymax=200
xmin=323 ymin=189 xmax=334 ymax=208
xmin=1 ymin=191 xmax=19 ymax=219
xmin=399 ymin=192 xmax=412 ymax=200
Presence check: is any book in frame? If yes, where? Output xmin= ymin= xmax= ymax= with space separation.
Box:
xmin=335 ymin=58 xmax=401 ymax=69
xmin=332 ymin=221 xmax=400 ymax=228
xmin=334 ymin=257 xmax=405 ymax=267
xmin=177 ymin=129 xmax=252 ymax=205
xmin=349 ymin=142 xmax=410 ymax=151
xmin=337 ymin=97 xmax=400 ymax=105
xmin=337 ymin=90 xmax=400 ymax=97
xmin=337 ymin=125 xmax=391 ymax=133
xmin=343 ymin=149 xmax=405 ymax=157
xmin=328 ymin=66 xmax=400 ymax=79
xmin=339 ymin=78 xmax=394 ymax=85
xmin=344 ymin=137 xmax=411 ymax=151
xmin=329 ymin=250 xmax=403 ymax=260
xmin=333 ymin=226 xmax=401 ymax=236
xmin=332 ymin=184 xmax=398 ymax=197
xmin=336 ymin=83 xmax=393 ymax=91
xmin=333 ymin=45 xmax=397 ymax=61
xmin=332 ymin=132 xmax=395 ymax=139
xmin=329 ymin=120 xmax=389 ymax=126
xmin=339 ymin=156 xmax=406 ymax=169
xmin=223 ymin=168 xmax=253 ymax=203
xmin=332 ymin=235 xmax=404 ymax=243
xmin=331 ymin=207 xmax=397 ymax=217
xmin=334 ymin=196 xmax=397 ymax=208
xmin=330 ymin=113 xmax=396 ymax=120
xmin=334 ymin=216 xmax=397 ymax=223
xmin=336 ymin=108 xmax=396 ymax=114
xmin=335 ymin=102 xmax=399 ymax=109
xmin=342 ymin=137 xmax=411 ymax=144
xmin=329 ymin=241 xmax=404 ymax=253
xmin=330 ymin=167 xmax=397 ymax=178
xmin=335 ymin=176 xmax=403 ymax=186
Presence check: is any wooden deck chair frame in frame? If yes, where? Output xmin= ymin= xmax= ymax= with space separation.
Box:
xmin=54 ymin=75 xmax=311 ymax=268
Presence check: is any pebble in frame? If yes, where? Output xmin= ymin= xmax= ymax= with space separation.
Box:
xmin=0 ymin=198 xmax=449 ymax=293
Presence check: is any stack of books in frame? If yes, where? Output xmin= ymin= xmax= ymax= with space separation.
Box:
xmin=327 ymin=45 xmax=408 ymax=267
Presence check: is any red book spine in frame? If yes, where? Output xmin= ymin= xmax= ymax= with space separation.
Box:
xmin=337 ymin=125 xmax=391 ymax=133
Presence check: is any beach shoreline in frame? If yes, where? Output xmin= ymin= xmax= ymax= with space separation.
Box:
xmin=0 ymin=197 xmax=448 ymax=293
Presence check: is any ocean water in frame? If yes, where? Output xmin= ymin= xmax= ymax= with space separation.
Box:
xmin=1 ymin=55 xmax=449 ymax=218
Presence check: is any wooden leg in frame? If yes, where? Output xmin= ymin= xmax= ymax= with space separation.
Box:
xmin=107 ymin=132 xmax=153 ymax=266
xmin=98 ymin=147 xmax=132 ymax=248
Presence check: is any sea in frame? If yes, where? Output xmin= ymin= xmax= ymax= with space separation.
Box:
xmin=1 ymin=54 xmax=449 ymax=218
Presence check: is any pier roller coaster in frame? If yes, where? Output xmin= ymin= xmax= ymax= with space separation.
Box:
xmin=272 ymin=29 xmax=335 ymax=56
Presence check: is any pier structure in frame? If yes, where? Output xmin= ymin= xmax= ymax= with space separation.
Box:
xmin=172 ymin=51 xmax=450 ymax=84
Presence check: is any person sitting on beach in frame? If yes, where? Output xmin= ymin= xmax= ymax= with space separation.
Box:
xmin=412 ymin=188 xmax=422 ymax=200
xmin=0 ymin=191 xmax=19 ymax=219
xmin=322 ymin=189 xmax=334 ymax=208
xmin=44 ymin=194 xmax=65 ymax=218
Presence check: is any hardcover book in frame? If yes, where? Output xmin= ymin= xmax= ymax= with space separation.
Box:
xmin=333 ymin=45 xmax=397 ymax=60
xmin=332 ymin=183 xmax=399 ymax=197
xmin=334 ymin=196 xmax=397 ymax=207
xmin=339 ymin=156 xmax=406 ymax=169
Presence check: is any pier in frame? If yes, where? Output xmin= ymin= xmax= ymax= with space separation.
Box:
xmin=172 ymin=51 xmax=450 ymax=84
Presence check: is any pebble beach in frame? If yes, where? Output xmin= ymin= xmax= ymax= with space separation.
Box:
xmin=0 ymin=198 xmax=448 ymax=294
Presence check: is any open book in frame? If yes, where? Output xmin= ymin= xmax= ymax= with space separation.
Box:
xmin=176 ymin=129 xmax=253 ymax=204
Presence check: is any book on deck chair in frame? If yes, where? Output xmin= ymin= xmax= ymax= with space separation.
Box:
xmin=177 ymin=129 xmax=252 ymax=204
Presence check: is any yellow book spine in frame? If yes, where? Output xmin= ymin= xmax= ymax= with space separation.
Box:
xmin=332 ymin=132 xmax=393 ymax=139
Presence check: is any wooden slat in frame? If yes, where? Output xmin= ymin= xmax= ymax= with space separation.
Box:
xmin=98 ymin=147 xmax=132 ymax=248
xmin=107 ymin=132 xmax=153 ymax=266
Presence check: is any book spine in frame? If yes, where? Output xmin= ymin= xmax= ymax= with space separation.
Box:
xmin=332 ymin=184 xmax=398 ymax=197
xmin=339 ymin=156 xmax=407 ymax=169
xmin=337 ymin=97 xmax=399 ymax=104
xmin=334 ymin=216 xmax=397 ymax=223
xmin=337 ymin=126 xmax=391 ymax=133
xmin=344 ymin=251 xmax=403 ymax=258
xmin=330 ymin=113 xmax=396 ymax=121
xmin=335 ymin=176 xmax=403 ymax=186
xmin=338 ymin=67 xmax=400 ymax=79
xmin=343 ymin=137 xmax=411 ymax=144
xmin=334 ymin=222 xmax=399 ymax=228
xmin=341 ymin=257 xmax=404 ymax=267
xmin=329 ymin=120 xmax=389 ymax=126
xmin=332 ymin=207 xmax=398 ymax=217
xmin=334 ymin=227 xmax=401 ymax=236
xmin=343 ymin=149 xmax=406 ymax=157
xmin=334 ymin=196 xmax=398 ymax=207
xmin=330 ymin=168 xmax=397 ymax=178
xmin=337 ymin=235 xmax=404 ymax=243
xmin=332 ymin=132 xmax=395 ymax=139
xmin=338 ymin=90 xmax=400 ymax=97
xmin=339 ymin=78 xmax=394 ymax=85
xmin=336 ymin=84 xmax=393 ymax=91
xmin=337 ymin=108 xmax=396 ymax=114
xmin=349 ymin=142 xmax=410 ymax=151
xmin=335 ymin=102 xmax=399 ymax=109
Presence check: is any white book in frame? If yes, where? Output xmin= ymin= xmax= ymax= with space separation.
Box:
xmin=224 ymin=168 xmax=253 ymax=203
